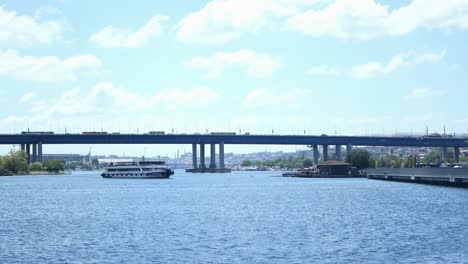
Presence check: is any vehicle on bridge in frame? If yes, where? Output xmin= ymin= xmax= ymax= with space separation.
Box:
xmin=211 ymin=132 xmax=236 ymax=135
xmin=21 ymin=131 xmax=54 ymax=135
xmin=82 ymin=131 xmax=108 ymax=135
xmin=101 ymin=161 xmax=174 ymax=179
xmin=147 ymin=131 xmax=165 ymax=135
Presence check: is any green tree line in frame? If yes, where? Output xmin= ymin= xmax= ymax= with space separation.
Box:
xmin=0 ymin=150 xmax=65 ymax=176
xmin=241 ymin=155 xmax=313 ymax=169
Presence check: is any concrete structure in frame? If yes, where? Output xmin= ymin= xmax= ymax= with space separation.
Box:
xmin=220 ymin=142 xmax=225 ymax=169
xmin=186 ymin=142 xmax=230 ymax=173
xmin=32 ymin=144 xmax=37 ymax=163
xmin=192 ymin=144 xmax=197 ymax=169
xmin=442 ymin=147 xmax=448 ymax=162
xmin=454 ymin=147 xmax=460 ymax=163
xmin=346 ymin=144 xmax=353 ymax=157
xmin=200 ymin=143 xmax=205 ymax=170
xmin=322 ymin=145 xmax=329 ymax=161
xmin=210 ymin=143 xmax=216 ymax=169
xmin=335 ymin=145 xmax=342 ymax=160
xmin=26 ymin=144 xmax=31 ymax=164
xmin=38 ymin=142 xmax=43 ymax=163
xmin=367 ymin=168 xmax=468 ymax=188
xmin=313 ymin=145 xmax=319 ymax=165
xmin=2 ymin=133 xmax=467 ymax=170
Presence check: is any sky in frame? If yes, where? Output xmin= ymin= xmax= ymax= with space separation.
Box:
xmin=1 ymin=0 xmax=468 ymax=156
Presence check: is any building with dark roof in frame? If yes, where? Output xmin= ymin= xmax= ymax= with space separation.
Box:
xmin=317 ymin=160 xmax=351 ymax=177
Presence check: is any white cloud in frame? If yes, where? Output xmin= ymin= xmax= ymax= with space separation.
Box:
xmin=19 ymin=92 xmax=35 ymax=104
xmin=0 ymin=6 xmax=63 ymax=47
xmin=0 ymin=50 xmax=102 ymax=82
xmin=305 ymin=65 xmax=341 ymax=76
xmin=184 ymin=49 xmax=281 ymax=79
xmin=287 ymin=0 xmax=468 ymax=40
xmin=90 ymin=15 xmax=169 ymax=48
xmin=351 ymin=50 xmax=445 ymax=79
xmin=19 ymin=83 xmax=223 ymax=118
xmin=243 ymin=88 xmax=301 ymax=107
xmin=405 ymin=88 xmax=445 ymax=100
xmin=176 ymin=0 xmax=327 ymax=44
xmin=176 ymin=0 xmax=468 ymax=44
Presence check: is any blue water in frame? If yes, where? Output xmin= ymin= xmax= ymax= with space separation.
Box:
xmin=1 ymin=171 xmax=467 ymax=264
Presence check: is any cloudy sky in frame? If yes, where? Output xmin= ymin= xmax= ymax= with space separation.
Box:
xmin=1 ymin=0 xmax=468 ymax=156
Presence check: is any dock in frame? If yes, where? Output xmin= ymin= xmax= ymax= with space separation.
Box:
xmin=366 ymin=168 xmax=468 ymax=188
xmin=186 ymin=168 xmax=232 ymax=173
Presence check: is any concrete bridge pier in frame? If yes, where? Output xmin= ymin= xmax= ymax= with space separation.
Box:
xmin=441 ymin=147 xmax=448 ymax=162
xmin=200 ymin=143 xmax=206 ymax=170
xmin=38 ymin=142 xmax=43 ymax=163
xmin=219 ymin=142 xmax=225 ymax=169
xmin=26 ymin=144 xmax=31 ymax=164
xmin=32 ymin=144 xmax=37 ymax=163
xmin=322 ymin=145 xmax=329 ymax=161
xmin=192 ymin=144 xmax=198 ymax=169
xmin=335 ymin=145 xmax=342 ymax=160
xmin=346 ymin=144 xmax=353 ymax=157
xmin=187 ymin=142 xmax=229 ymax=173
xmin=313 ymin=145 xmax=319 ymax=165
xmin=210 ymin=143 xmax=216 ymax=169
xmin=454 ymin=147 xmax=460 ymax=163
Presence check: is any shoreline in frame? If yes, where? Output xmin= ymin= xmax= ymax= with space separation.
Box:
xmin=0 ymin=171 xmax=69 ymax=177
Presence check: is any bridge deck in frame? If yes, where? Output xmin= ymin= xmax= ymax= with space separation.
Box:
xmin=1 ymin=134 xmax=467 ymax=147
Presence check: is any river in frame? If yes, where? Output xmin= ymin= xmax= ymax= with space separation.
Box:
xmin=1 ymin=170 xmax=467 ymax=263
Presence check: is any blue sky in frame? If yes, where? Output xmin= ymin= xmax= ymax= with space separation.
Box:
xmin=1 ymin=0 xmax=468 ymax=156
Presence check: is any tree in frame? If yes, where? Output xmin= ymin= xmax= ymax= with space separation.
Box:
xmin=303 ymin=158 xmax=313 ymax=167
xmin=29 ymin=162 xmax=43 ymax=171
xmin=345 ymin=149 xmax=371 ymax=169
xmin=241 ymin=160 xmax=253 ymax=167
xmin=1 ymin=150 xmax=28 ymax=173
xmin=44 ymin=160 xmax=65 ymax=173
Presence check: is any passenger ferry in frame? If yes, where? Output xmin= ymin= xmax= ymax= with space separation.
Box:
xmin=101 ymin=161 xmax=174 ymax=179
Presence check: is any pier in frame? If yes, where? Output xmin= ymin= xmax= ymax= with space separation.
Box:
xmin=366 ymin=168 xmax=468 ymax=187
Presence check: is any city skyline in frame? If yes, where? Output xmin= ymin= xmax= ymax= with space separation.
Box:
xmin=1 ymin=0 xmax=468 ymax=155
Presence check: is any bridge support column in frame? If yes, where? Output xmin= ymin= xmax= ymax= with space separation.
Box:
xmin=200 ymin=144 xmax=206 ymax=170
xmin=219 ymin=142 xmax=225 ymax=169
xmin=441 ymin=147 xmax=448 ymax=162
xmin=313 ymin=145 xmax=319 ymax=165
xmin=32 ymin=144 xmax=37 ymax=163
xmin=322 ymin=145 xmax=329 ymax=161
xmin=210 ymin=144 xmax=216 ymax=169
xmin=346 ymin=144 xmax=353 ymax=157
xmin=192 ymin=144 xmax=198 ymax=169
xmin=26 ymin=144 xmax=31 ymax=164
xmin=38 ymin=142 xmax=43 ymax=163
xmin=454 ymin=147 xmax=460 ymax=163
xmin=335 ymin=145 xmax=342 ymax=160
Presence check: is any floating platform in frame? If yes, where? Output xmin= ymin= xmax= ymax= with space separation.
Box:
xmin=366 ymin=168 xmax=468 ymax=188
xmin=186 ymin=168 xmax=232 ymax=173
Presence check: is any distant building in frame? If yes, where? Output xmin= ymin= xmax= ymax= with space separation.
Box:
xmin=42 ymin=154 xmax=84 ymax=163
xmin=317 ymin=160 xmax=351 ymax=177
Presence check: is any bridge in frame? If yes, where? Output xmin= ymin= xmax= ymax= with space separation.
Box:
xmin=1 ymin=133 xmax=467 ymax=171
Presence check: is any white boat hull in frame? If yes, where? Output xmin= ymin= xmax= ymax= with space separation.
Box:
xmin=101 ymin=170 xmax=173 ymax=179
